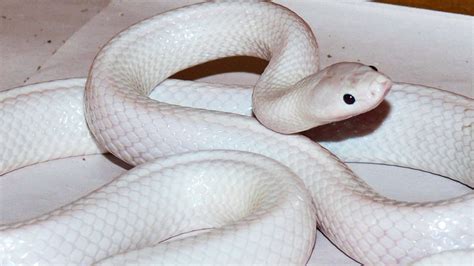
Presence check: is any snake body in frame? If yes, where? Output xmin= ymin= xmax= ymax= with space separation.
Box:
xmin=0 ymin=1 xmax=472 ymax=265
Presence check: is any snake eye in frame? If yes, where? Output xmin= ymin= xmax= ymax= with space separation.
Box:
xmin=369 ymin=65 xmax=378 ymax=72
xmin=343 ymin=94 xmax=355 ymax=105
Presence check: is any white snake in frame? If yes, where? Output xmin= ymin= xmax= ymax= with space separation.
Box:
xmin=0 ymin=1 xmax=473 ymax=265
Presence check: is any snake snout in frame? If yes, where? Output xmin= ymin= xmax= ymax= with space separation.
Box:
xmin=370 ymin=76 xmax=392 ymax=99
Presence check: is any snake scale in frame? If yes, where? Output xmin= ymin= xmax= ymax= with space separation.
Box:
xmin=0 ymin=1 xmax=473 ymax=265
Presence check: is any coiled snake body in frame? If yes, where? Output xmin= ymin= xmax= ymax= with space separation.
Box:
xmin=0 ymin=1 xmax=473 ymax=265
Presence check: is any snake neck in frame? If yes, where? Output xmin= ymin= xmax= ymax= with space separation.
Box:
xmin=252 ymin=72 xmax=327 ymax=134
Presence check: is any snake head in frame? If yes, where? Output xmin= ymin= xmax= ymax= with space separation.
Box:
xmin=309 ymin=62 xmax=392 ymax=124
xmin=254 ymin=62 xmax=392 ymax=134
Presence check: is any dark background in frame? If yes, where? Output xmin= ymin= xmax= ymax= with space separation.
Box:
xmin=376 ymin=0 xmax=474 ymax=15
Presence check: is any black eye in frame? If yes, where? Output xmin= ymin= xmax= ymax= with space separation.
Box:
xmin=343 ymin=94 xmax=355 ymax=105
xmin=369 ymin=65 xmax=378 ymax=71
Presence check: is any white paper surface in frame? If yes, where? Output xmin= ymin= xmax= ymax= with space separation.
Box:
xmin=1 ymin=1 xmax=472 ymax=265
xmin=0 ymin=0 xmax=109 ymax=90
